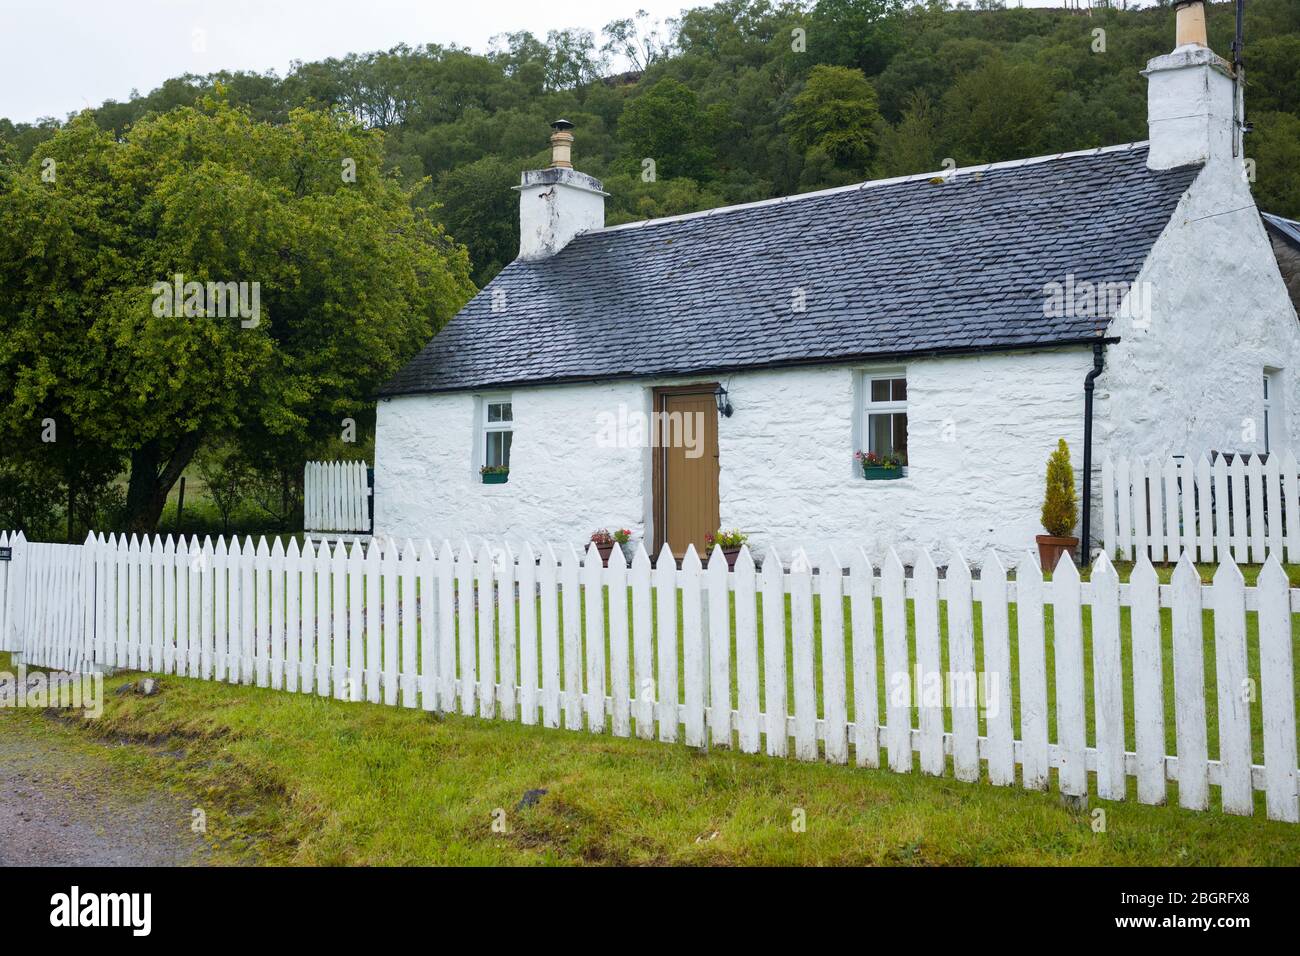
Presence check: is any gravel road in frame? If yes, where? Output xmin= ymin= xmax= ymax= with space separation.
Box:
xmin=0 ymin=714 xmax=208 ymax=866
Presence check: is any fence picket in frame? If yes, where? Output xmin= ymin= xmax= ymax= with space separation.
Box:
xmin=582 ymin=543 xmax=605 ymax=733
xmin=401 ymin=540 xmax=418 ymax=708
xmin=270 ymin=538 xmax=285 ymax=691
xmin=706 ymin=546 xmax=731 ymax=748
xmin=1212 ymin=455 xmax=1231 ymax=562
xmin=342 ymin=542 xmax=358 ymax=701
xmin=1230 ymin=455 xmax=1249 ymax=563
xmin=882 ymin=548 xmax=910 ymax=773
xmin=1171 ymin=554 xmax=1209 ymax=810
xmin=654 ymin=543 xmax=678 ymax=743
xmin=680 ymin=546 xmax=705 ymax=747
xmin=979 ymin=552 xmax=1013 ymax=785
xmin=820 ymin=548 xmax=848 ymax=766
xmin=1052 ymin=553 xmax=1087 ymax=798
xmin=1192 ymin=454 xmax=1209 ymax=561
xmin=946 ymin=549 xmax=978 ymax=782
xmin=1162 ymin=457 xmax=1180 ymax=560
xmin=606 ymin=545 xmax=629 ymax=737
xmin=1257 ymin=557 xmax=1299 ymax=822
xmin=762 ymin=547 xmax=788 ymax=759
xmin=475 ymin=543 xmax=494 ymax=718
xmin=789 ymin=549 xmax=817 ymax=761
xmin=539 ymin=545 xmax=561 ymax=730
xmin=517 ymin=543 xmax=539 ymax=724
xmin=1285 ymin=450 xmax=1300 ymax=564
xmin=1091 ymin=553 xmax=1126 ymax=801
xmin=1132 ymin=458 xmax=1149 ymax=561
xmin=1212 ymin=557 xmax=1253 ymax=815
xmin=497 ymin=543 xmax=516 ymax=721
xmin=1129 ymin=554 xmax=1166 ymax=805
xmin=850 ymin=549 xmax=878 ymax=769
xmin=1116 ymin=457 xmax=1132 ymax=561
xmin=1266 ymin=453 xmax=1284 ymax=560
xmin=1101 ymin=456 xmax=1117 ymax=562
xmin=914 ymin=550 xmax=943 ymax=776
xmin=561 ymin=545 xmax=583 ymax=731
xmin=1149 ymin=457 xmax=1168 ymax=562
xmin=456 ymin=543 xmax=475 ymax=716
xmin=734 ymin=546 xmax=761 ymax=755
xmin=630 ymin=544 xmax=653 ymax=740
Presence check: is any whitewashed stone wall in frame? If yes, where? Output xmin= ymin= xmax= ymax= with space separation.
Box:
xmin=1097 ymin=169 xmax=1300 ymax=462
xmin=375 ymin=348 xmax=1096 ymax=566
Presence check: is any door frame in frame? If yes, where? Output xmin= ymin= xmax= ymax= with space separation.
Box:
xmin=651 ymin=383 xmax=721 ymax=558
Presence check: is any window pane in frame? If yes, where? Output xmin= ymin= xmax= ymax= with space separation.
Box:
xmin=870 ymin=379 xmax=891 ymax=403
xmin=868 ymin=412 xmax=908 ymax=460
xmin=892 ymin=378 xmax=907 ymax=401
xmin=868 ymin=414 xmax=891 ymax=456
xmin=487 ymin=430 xmax=512 ymax=468
xmin=487 ymin=401 xmax=512 ymax=423
xmin=1263 ymin=376 xmax=1270 ymax=399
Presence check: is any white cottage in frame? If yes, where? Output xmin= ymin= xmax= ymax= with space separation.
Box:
xmin=374 ymin=2 xmax=1300 ymax=564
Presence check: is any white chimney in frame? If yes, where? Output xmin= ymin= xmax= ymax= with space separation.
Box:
xmin=1143 ymin=0 xmax=1241 ymax=171
xmin=515 ymin=119 xmax=608 ymax=260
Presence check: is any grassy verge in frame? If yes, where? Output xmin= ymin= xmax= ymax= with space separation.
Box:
xmin=3 ymin=649 xmax=1299 ymax=865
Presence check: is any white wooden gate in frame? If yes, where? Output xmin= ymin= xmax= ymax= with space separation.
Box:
xmin=0 ymin=531 xmax=25 ymax=654
xmin=303 ymin=461 xmax=370 ymax=533
xmin=12 ymin=539 xmax=95 ymax=672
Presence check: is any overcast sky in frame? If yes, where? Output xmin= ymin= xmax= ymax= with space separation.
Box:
xmin=0 ymin=0 xmax=1147 ymax=125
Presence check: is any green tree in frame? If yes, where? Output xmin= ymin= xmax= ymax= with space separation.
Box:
xmin=1250 ymin=111 xmax=1300 ymax=219
xmin=434 ymin=155 xmax=522 ymax=284
xmin=618 ymin=77 xmax=716 ymax=181
xmin=784 ymin=64 xmax=883 ymax=174
xmin=0 ymin=103 xmax=474 ymax=534
xmin=942 ymin=57 xmax=1056 ymax=165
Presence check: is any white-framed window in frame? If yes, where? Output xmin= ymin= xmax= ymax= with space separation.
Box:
xmin=1264 ymin=368 xmax=1283 ymax=454
xmin=862 ymin=372 xmax=908 ymax=463
xmin=478 ymin=394 xmax=513 ymax=471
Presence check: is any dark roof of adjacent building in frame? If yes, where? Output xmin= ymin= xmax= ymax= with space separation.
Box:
xmin=380 ymin=144 xmax=1200 ymax=396
xmin=1263 ymin=211 xmax=1300 ymax=249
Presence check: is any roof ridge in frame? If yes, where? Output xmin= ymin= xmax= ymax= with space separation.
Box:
xmin=595 ymin=142 xmax=1151 ymax=235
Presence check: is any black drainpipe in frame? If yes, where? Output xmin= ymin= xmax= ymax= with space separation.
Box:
xmin=1081 ymin=342 xmax=1106 ymax=566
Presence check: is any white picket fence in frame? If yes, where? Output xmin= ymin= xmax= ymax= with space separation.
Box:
xmin=4 ymin=530 xmax=1299 ymax=823
xmin=303 ymin=460 xmax=370 ymax=533
xmin=1103 ymin=451 xmax=1300 ymax=565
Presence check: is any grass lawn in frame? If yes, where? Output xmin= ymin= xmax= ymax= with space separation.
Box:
xmin=3 ymin=641 xmax=1299 ymax=865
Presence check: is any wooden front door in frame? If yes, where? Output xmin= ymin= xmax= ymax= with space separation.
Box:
xmin=653 ymin=386 xmax=720 ymax=560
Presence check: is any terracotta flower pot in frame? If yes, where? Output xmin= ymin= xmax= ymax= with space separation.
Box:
xmin=1035 ymin=534 xmax=1079 ymax=572
xmin=594 ymin=541 xmax=614 ymax=566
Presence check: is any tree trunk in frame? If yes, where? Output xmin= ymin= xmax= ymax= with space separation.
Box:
xmin=123 ymin=434 xmax=202 ymax=534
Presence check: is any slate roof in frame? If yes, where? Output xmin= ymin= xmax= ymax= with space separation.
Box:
xmin=380 ymin=144 xmax=1200 ymax=396
xmin=1263 ymin=212 xmax=1300 ymax=249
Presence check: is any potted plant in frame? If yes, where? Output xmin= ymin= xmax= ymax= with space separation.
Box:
xmin=855 ymin=450 xmax=906 ymax=480
xmin=1036 ymin=438 xmax=1079 ymax=571
xmin=480 ymin=465 xmax=509 ymax=485
xmin=613 ymin=528 xmax=633 ymax=563
xmin=705 ymin=529 xmax=748 ymax=570
xmin=590 ymin=528 xmax=618 ymax=565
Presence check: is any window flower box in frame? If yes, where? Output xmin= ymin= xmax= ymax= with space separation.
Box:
xmin=856 ymin=450 xmax=906 ymax=481
xmin=481 ymin=468 xmax=509 ymax=484
xmin=863 ymin=465 xmax=903 ymax=481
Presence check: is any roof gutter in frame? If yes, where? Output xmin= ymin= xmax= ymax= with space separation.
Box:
xmin=376 ymin=335 xmax=1123 ymax=400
